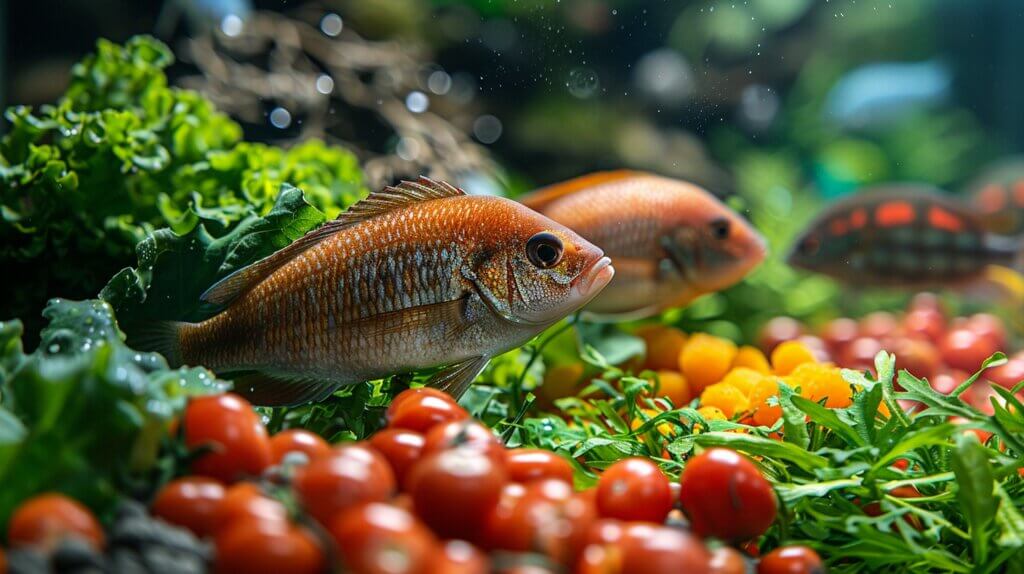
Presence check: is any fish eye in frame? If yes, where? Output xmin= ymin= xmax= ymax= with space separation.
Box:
xmin=799 ymin=235 xmax=821 ymax=257
xmin=526 ymin=232 xmax=564 ymax=269
xmin=709 ymin=218 xmax=731 ymax=240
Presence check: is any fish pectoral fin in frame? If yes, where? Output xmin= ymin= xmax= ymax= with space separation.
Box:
xmin=231 ymin=372 xmax=341 ymax=407
xmin=426 ymin=356 xmax=490 ymax=399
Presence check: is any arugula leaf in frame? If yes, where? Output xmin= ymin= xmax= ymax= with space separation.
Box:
xmin=777 ymin=380 xmax=810 ymax=448
xmin=951 ymin=432 xmax=997 ymax=564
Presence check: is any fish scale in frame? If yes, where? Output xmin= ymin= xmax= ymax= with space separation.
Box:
xmin=146 ymin=177 xmax=613 ymax=405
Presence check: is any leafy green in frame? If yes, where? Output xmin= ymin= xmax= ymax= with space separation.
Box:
xmin=0 ymin=300 xmax=227 ymax=528
xmin=0 ymin=36 xmax=365 ymax=336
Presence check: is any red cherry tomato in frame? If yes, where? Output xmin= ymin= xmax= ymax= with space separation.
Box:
xmin=678 ymin=448 xmax=777 ymax=542
xmin=423 ymin=420 xmax=505 ymax=463
xmin=329 ymin=502 xmax=438 ymax=574
xmin=7 ymin=493 xmax=105 ymax=551
xmin=503 ymin=449 xmax=574 ymax=485
xmin=293 ymin=443 xmax=396 ymax=525
xmin=369 ymin=428 xmax=426 ymax=490
xmin=387 ymin=388 xmax=469 ymax=432
xmin=480 ymin=483 xmax=529 ymax=550
xmin=759 ymin=317 xmax=804 ymax=354
xmin=757 ymin=545 xmax=824 ymax=574
xmin=903 ymin=308 xmax=945 ymax=343
xmin=410 ymin=448 xmax=507 ymax=541
xmin=215 ymin=519 xmax=324 ymax=574
xmin=616 ymin=523 xmax=712 ymax=574
xmin=489 ymin=482 xmax=597 ymax=566
xmin=908 ymin=292 xmax=944 ymax=313
xmin=819 ymin=318 xmax=858 ymax=353
xmin=987 ymin=359 xmax=1024 ymax=390
xmin=433 ymin=540 xmax=490 ymax=574
xmin=596 ymin=458 xmax=672 ymax=523
xmin=966 ymin=313 xmax=1007 ymax=350
xmin=859 ymin=311 xmax=898 ymax=339
xmin=151 ymin=476 xmax=225 ymax=538
xmin=184 ymin=393 xmax=272 ymax=483
xmin=940 ymin=328 xmax=1000 ymax=372
xmin=269 ymin=429 xmax=330 ymax=464
xmin=212 ymin=483 xmax=288 ymax=534
xmin=709 ymin=546 xmax=748 ymax=574
xmin=891 ymin=338 xmax=941 ymax=380
xmin=840 ymin=337 xmax=883 ymax=372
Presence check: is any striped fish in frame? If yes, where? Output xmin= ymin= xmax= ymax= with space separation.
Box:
xmin=141 ymin=178 xmax=613 ymax=405
xmin=787 ymin=184 xmax=1023 ymax=286
xmin=967 ymin=159 xmax=1024 ymax=236
xmin=519 ymin=171 xmax=766 ymax=320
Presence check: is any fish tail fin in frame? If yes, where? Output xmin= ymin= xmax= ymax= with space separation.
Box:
xmin=128 ymin=321 xmax=187 ymax=367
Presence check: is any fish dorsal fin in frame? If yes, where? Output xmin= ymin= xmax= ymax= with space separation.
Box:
xmin=201 ymin=177 xmax=464 ymax=306
xmin=519 ymin=170 xmax=640 ymax=211
xmin=342 ymin=176 xmax=465 ymax=222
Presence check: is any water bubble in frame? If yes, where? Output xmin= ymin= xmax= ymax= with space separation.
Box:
xmin=427 ymin=70 xmax=452 ymax=95
xmin=320 ymin=13 xmax=344 ymax=37
xmin=269 ymin=107 xmax=292 ymax=129
xmin=396 ymin=137 xmax=421 ymax=161
xmin=315 ymin=74 xmax=334 ymax=95
xmin=634 ymin=48 xmax=695 ymax=106
xmin=48 ymin=343 xmax=60 ymax=354
xmin=405 ymin=91 xmax=429 ymax=113
xmin=221 ymin=14 xmax=243 ymax=37
xmin=739 ymin=84 xmax=779 ymax=130
xmin=473 ymin=115 xmax=503 ymax=144
xmin=566 ymin=67 xmax=600 ymax=99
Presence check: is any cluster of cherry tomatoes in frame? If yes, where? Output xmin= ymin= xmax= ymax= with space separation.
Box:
xmin=2 ymin=389 xmax=825 ymax=574
xmin=759 ymin=293 xmax=1023 ymax=413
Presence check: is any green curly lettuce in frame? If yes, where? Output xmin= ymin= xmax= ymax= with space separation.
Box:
xmin=0 ymin=36 xmax=365 ymax=335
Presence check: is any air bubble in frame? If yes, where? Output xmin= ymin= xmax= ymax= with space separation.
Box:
xmin=320 ymin=13 xmax=343 ymax=37
xmin=405 ymin=91 xmax=429 ymax=113
xmin=315 ymin=74 xmax=334 ymax=95
xmin=221 ymin=14 xmax=243 ymax=37
xmin=269 ymin=107 xmax=292 ymax=129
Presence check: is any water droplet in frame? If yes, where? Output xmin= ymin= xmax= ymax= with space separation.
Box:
xmin=473 ymin=115 xmax=503 ymax=144
xmin=566 ymin=67 xmax=599 ymax=99
xmin=315 ymin=74 xmax=334 ymax=95
xmin=320 ymin=13 xmax=343 ymax=37
xmin=221 ymin=14 xmax=244 ymax=37
xmin=48 ymin=344 xmax=60 ymax=353
xmin=269 ymin=107 xmax=292 ymax=129
xmin=405 ymin=91 xmax=429 ymax=113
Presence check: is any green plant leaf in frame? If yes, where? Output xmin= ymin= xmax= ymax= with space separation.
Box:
xmin=951 ymin=432 xmax=996 ymax=564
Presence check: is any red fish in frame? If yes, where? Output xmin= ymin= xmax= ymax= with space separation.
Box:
xmin=519 ymin=171 xmax=767 ymax=319
xmin=788 ymin=184 xmax=1023 ymax=286
xmin=141 ymin=178 xmax=613 ymax=405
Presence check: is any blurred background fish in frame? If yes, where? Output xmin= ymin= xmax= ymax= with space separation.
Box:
xmin=520 ymin=171 xmax=766 ymax=321
xmin=966 ymin=157 xmax=1024 ymax=237
xmin=787 ymin=184 xmax=1023 ymax=289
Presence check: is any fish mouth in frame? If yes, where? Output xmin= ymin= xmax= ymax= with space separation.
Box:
xmin=572 ymin=256 xmax=615 ymax=300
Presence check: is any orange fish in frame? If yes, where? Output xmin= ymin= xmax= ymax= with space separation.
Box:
xmin=141 ymin=178 xmax=613 ymax=405
xmin=519 ymin=171 xmax=766 ymax=320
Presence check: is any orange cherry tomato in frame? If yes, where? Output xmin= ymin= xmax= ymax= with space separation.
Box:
xmin=7 ymin=493 xmax=105 ymax=551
